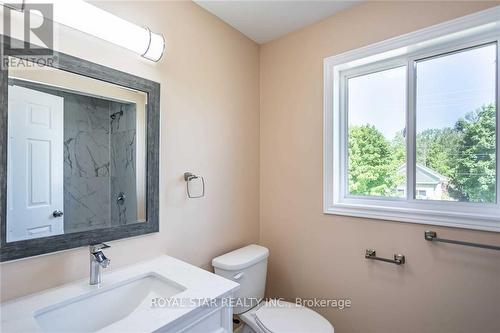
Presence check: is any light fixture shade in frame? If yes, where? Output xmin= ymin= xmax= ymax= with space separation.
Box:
xmin=12 ymin=0 xmax=165 ymax=61
xmin=143 ymin=30 xmax=166 ymax=62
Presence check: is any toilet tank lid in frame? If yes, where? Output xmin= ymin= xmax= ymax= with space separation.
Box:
xmin=212 ymin=245 xmax=269 ymax=270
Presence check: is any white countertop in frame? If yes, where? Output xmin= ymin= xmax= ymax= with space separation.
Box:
xmin=0 ymin=255 xmax=239 ymax=333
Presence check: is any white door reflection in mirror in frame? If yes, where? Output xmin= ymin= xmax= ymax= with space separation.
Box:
xmin=7 ymin=85 xmax=64 ymax=242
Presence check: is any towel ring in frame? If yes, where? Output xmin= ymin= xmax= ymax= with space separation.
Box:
xmin=184 ymin=172 xmax=205 ymax=198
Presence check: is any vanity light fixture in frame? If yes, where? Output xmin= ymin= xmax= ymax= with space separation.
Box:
xmin=2 ymin=0 xmax=166 ymax=61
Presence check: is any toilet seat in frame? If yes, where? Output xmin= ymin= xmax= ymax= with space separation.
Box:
xmin=245 ymin=301 xmax=334 ymax=333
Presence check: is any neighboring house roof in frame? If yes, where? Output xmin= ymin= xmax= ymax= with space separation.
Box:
xmin=398 ymin=163 xmax=448 ymax=185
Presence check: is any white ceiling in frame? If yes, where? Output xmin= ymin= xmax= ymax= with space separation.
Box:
xmin=194 ymin=1 xmax=362 ymax=44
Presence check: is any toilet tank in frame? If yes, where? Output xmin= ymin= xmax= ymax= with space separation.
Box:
xmin=212 ymin=244 xmax=269 ymax=314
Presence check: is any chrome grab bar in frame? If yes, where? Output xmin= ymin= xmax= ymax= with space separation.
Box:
xmin=425 ymin=231 xmax=500 ymax=251
xmin=365 ymin=249 xmax=406 ymax=265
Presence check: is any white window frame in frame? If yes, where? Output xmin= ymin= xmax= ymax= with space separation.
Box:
xmin=323 ymin=6 xmax=500 ymax=232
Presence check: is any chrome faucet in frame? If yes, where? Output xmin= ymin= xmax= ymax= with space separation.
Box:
xmin=89 ymin=243 xmax=111 ymax=285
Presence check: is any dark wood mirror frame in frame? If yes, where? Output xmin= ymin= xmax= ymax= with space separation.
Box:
xmin=0 ymin=36 xmax=160 ymax=261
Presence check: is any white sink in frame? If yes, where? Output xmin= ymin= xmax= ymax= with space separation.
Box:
xmin=1 ymin=256 xmax=239 ymax=333
xmin=34 ymin=273 xmax=186 ymax=333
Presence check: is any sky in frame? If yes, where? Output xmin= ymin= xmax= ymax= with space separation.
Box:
xmin=348 ymin=43 xmax=496 ymax=140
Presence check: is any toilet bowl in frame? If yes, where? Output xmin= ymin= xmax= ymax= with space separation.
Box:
xmin=239 ymin=300 xmax=334 ymax=333
xmin=212 ymin=245 xmax=334 ymax=333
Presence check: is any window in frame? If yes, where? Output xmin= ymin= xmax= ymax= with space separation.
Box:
xmin=347 ymin=66 xmax=406 ymax=198
xmin=415 ymin=45 xmax=496 ymax=203
xmin=417 ymin=190 xmax=427 ymax=199
xmin=324 ymin=8 xmax=500 ymax=231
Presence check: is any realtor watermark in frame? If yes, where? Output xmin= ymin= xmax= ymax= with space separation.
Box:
xmin=1 ymin=3 xmax=57 ymax=69
xmin=295 ymin=297 xmax=351 ymax=310
xmin=151 ymin=297 xmax=352 ymax=311
xmin=2 ymin=54 xmax=56 ymax=68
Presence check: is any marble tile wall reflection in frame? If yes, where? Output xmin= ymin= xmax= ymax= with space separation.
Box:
xmin=110 ymin=103 xmax=137 ymax=226
xmin=64 ymin=95 xmax=138 ymax=232
xmin=63 ymin=93 xmax=112 ymax=233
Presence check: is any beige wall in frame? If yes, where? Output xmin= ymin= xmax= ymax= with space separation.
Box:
xmin=0 ymin=1 xmax=260 ymax=301
xmin=2 ymin=1 xmax=500 ymax=332
xmin=260 ymin=2 xmax=500 ymax=333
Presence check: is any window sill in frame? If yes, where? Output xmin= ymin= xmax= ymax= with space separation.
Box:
xmin=324 ymin=203 xmax=500 ymax=232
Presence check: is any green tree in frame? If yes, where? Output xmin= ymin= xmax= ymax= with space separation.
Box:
xmin=348 ymin=125 xmax=401 ymax=196
xmin=348 ymin=105 xmax=496 ymax=202
xmin=449 ymin=104 xmax=496 ymax=203
xmin=390 ymin=130 xmax=406 ymax=168
xmin=423 ymin=128 xmax=462 ymax=178
xmin=416 ymin=129 xmax=443 ymax=166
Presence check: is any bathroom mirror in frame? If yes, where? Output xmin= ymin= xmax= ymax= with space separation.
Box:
xmin=0 ymin=38 xmax=160 ymax=261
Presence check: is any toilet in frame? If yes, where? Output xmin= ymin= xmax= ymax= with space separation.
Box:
xmin=212 ymin=244 xmax=334 ymax=333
